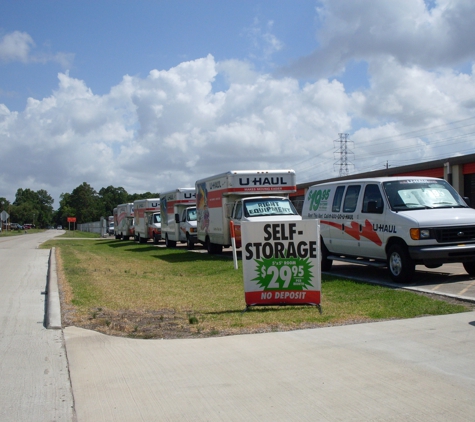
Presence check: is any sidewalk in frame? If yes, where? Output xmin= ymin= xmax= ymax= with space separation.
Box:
xmin=64 ymin=311 xmax=475 ymax=421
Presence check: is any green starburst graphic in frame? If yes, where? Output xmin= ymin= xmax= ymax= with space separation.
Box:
xmin=252 ymin=256 xmax=314 ymax=290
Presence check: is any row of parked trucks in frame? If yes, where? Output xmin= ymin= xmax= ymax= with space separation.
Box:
xmin=112 ymin=169 xmax=301 ymax=253
xmin=110 ymin=168 xmax=475 ymax=283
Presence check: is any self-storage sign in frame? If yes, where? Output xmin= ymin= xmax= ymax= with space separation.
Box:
xmin=241 ymin=220 xmax=321 ymax=307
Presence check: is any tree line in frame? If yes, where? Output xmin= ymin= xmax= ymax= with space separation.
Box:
xmin=0 ymin=182 xmax=159 ymax=229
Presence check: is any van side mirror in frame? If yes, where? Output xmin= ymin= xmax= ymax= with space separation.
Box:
xmin=174 ymin=213 xmax=180 ymax=224
xmin=463 ymin=197 xmax=471 ymax=207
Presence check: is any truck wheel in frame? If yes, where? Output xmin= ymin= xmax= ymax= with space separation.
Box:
xmin=205 ymin=238 xmax=212 ymax=254
xmin=463 ymin=262 xmax=475 ymax=275
xmin=186 ymin=235 xmax=194 ymax=250
xmin=206 ymin=238 xmax=220 ymax=254
xmin=153 ymin=234 xmax=159 ymax=245
xmin=165 ymin=234 xmax=176 ymax=248
xmin=387 ymin=244 xmax=415 ymax=283
xmin=139 ymin=235 xmax=146 ymax=244
xmin=321 ymin=240 xmax=333 ymax=271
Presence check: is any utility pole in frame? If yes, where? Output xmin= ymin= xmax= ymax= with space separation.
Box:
xmin=334 ymin=133 xmax=354 ymax=177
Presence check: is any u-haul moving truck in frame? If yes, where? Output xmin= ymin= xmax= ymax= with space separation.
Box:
xmin=160 ymin=188 xmax=197 ymax=249
xmin=196 ymin=170 xmax=302 ymax=254
xmin=302 ymin=176 xmax=475 ymax=283
xmin=114 ymin=203 xmax=134 ymax=240
xmin=133 ymin=198 xmax=161 ymax=244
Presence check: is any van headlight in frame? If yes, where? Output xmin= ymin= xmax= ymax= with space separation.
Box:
xmin=410 ymin=228 xmax=431 ymax=240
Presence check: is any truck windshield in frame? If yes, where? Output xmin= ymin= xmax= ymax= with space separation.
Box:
xmin=243 ymin=199 xmax=298 ymax=217
xmin=187 ymin=208 xmax=197 ymax=221
xmin=383 ymin=179 xmax=468 ymax=211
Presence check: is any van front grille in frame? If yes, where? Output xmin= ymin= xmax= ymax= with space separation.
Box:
xmin=433 ymin=226 xmax=475 ymax=243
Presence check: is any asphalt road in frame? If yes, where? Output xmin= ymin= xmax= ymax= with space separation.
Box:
xmin=0 ymin=231 xmax=74 ymax=422
xmin=327 ymin=261 xmax=475 ymax=302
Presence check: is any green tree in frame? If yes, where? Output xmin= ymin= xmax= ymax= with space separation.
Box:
xmin=127 ymin=191 xmax=161 ymax=202
xmin=67 ymin=182 xmax=102 ymax=224
xmin=11 ymin=188 xmax=54 ymax=228
xmin=98 ymin=186 xmax=129 ymax=217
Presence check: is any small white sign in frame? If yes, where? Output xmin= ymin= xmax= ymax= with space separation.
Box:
xmin=0 ymin=210 xmax=9 ymax=221
xmin=241 ymin=220 xmax=321 ymax=307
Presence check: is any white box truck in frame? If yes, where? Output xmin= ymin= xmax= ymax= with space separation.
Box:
xmin=196 ymin=170 xmax=302 ymax=254
xmin=302 ymin=176 xmax=475 ymax=283
xmin=133 ymin=198 xmax=161 ymax=244
xmin=114 ymin=203 xmax=134 ymax=240
xmin=160 ymin=188 xmax=197 ymax=249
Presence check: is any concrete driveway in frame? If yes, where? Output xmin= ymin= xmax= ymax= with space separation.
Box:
xmin=65 ymin=311 xmax=475 ymax=421
xmin=0 ymin=230 xmax=74 ymax=422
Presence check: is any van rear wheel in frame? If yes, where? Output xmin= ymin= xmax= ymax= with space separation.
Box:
xmin=387 ymin=244 xmax=415 ymax=283
xmin=321 ymin=241 xmax=333 ymax=271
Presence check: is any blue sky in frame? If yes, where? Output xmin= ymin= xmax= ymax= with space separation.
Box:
xmin=1 ymin=0 xmax=475 ymax=207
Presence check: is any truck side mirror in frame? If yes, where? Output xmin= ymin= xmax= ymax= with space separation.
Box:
xmin=174 ymin=213 xmax=180 ymax=224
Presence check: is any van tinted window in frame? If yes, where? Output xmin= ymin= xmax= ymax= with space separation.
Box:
xmin=332 ymin=186 xmax=345 ymax=212
xmin=343 ymin=185 xmax=361 ymax=213
xmin=362 ymin=184 xmax=384 ymax=214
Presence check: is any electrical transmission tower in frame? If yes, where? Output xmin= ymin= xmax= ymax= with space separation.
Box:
xmin=334 ymin=133 xmax=354 ymax=177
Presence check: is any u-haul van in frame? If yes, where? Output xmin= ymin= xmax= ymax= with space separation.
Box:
xmin=196 ymin=170 xmax=302 ymax=254
xmin=160 ymin=188 xmax=197 ymax=249
xmin=302 ymin=176 xmax=475 ymax=283
xmin=133 ymin=198 xmax=161 ymax=244
xmin=114 ymin=203 xmax=134 ymax=240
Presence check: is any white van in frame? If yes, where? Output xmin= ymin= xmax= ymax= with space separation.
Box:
xmin=302 ymin=177 xmax=475 ymax=283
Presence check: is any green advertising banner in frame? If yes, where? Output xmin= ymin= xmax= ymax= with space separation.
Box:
xmin=241 ymin=220 xmax=321 ymax=307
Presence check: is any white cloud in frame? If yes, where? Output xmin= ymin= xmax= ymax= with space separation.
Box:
xmin=283 ymin=0 xmax=475 ymax=78
xmin=0 ymin=31 xmax=34 ymax=63
xmin=0 ymin=30 xmax=73 ymax=68
xmin=243 ymin=18 xmax=284 ymax=63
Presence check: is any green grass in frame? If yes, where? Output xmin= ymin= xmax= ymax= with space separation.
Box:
xmin=58 ymin=230 xmax=102 ymax=238
xmin=40 ymin=237 xmax=471 ymax=338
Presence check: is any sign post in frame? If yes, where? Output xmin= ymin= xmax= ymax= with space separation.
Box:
xmin=1 ymin=210 xmax=9 ymax=232
xmin=67 ymin=217 xmax=76 ymax=231
xmin=241 ymin=220 xmax=321 ymax=311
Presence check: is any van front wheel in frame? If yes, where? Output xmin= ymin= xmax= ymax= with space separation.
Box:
xmin=387 ymin=244 xmax=415 ymax=283
xmin=463 ymin=262 xmax=475 ymax=275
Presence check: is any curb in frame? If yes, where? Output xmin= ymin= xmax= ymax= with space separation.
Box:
xmin=45 ymin=247 xmax=62 ymax=329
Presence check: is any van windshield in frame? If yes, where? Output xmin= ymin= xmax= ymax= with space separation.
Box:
xmin=243 ymin=198 xmax=298 ymax=217
xmin=383 ymin=179 xmax=468 ymax=211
